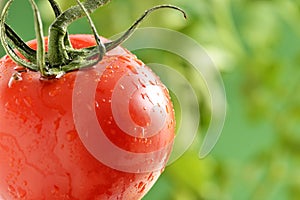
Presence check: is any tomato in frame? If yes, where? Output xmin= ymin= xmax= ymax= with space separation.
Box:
xmin=0 ymin=35 xmax=175 ymax=199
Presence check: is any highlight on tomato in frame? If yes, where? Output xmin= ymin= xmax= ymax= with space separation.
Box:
xmin=0 ymin=0 xmax=186 ymax=199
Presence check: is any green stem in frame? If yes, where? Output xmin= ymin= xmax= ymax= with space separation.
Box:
xmin=48 ymin=0 xmax=111 ymax=67
xmin=29 ymin=0 xmax=46 ymax=76
xmin=3 ymin=23 xmax=36 ymax=63
xmin=104 ymin=5 xmax=186 ymax=52
xmin=0 ymin=0 xmax=38 ymax=71
xmin=47 ymin=0 xmax=72 ymax=50
xmin=76 ymin=0 xmax=106 ymax=63
xmin=1 ymin=0 xmax=186 ymax=79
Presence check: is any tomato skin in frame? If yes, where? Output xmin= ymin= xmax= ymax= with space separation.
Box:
xmin=0 ymin=35 xmax=175 ymax=199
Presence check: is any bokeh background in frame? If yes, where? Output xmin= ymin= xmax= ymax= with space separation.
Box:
xmin=1 ymin=0 xmax=300 ymax=199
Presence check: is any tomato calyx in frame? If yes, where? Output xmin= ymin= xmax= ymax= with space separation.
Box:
xmin=0 ymin=0 xmax=186 ymax=79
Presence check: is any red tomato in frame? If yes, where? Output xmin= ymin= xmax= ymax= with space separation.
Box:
xmin=0 ymin=35 xmax=175 ymax=199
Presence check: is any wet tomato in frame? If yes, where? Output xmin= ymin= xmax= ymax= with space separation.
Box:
xmin=0 ymin=35 xmax=175 ymax=199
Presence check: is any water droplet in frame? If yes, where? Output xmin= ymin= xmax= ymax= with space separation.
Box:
xmin=138 ymin=78 xmax=146 ymax=88
xmin=127 ymin=65 xmax=138 ymax=74
xmin=8 ymin=72 xmax=22 ymax=88
xmin=15 ymin=97 xmax=20 ymax=106
xmin=119 ymin=84 xmax=125 ymax=90
xmin=16 ymin=187 xmax=26 ymax=198
xmin=142 ymin=138 xmax=148 ymax=143
xmin=134 ymin=127 xmax=145 ymax=138
xmin=137 ymin=181 xmax=146 ymax=193
xmin=137 ymin=182 xmax=144 ymax=189
xmin=49 ymin=86 xmax=61 ymax=97
xmin=23 ymin=97 xmax=32 ymax=107
xmin=147 ymin=172 xmax=154 ymax=181
xmin=95 ymin=101 xmax=100 ymax=108
xmin=132 ymin=81 xmax=139 ymax=89
xmin=149 ymin=80 xmax=156 ymax=85
xmin=51 ymin=185 xmax=60 ymax=194
xmin=67 ymin=131 xmax=77 ymax=141
xmin=119 ymin=56 xmax=131 ymax=63
xmin=135 ymin=59 xmax=144 ymax=66
xmin=8 ymin=185 xmax=15 ymax=193
xmin=141 ymin=93 xmax=146 ymax=100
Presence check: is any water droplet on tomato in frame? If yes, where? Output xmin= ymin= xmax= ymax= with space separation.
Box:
xmin=114 ymin=65 xmax=120 ymax=69
xmin=119 ymin=56 xmax=131 ymax=63
xmin=14 ymin=97 xmax=20 ymax=106
xmin=8 ymin=73 xmax=22 ymax=88
xmin=23 ymin=97 xmax=32 ymax=108
xmin=51 ymin=185 xmax=60 ymax=194
xmin=137 ymin=181 xmax=146 ymax=193
xmin=67 ymin=131 xmax=77 ymax=142
xmin=137 ymin=181 xmax=144 ymax=189
xmin=142 ymin=138 xmax=148 ymax=143
xmin=132 ymin=81 xmax=139 ymax=89
xmin=165 ymin=105 xmax=169 ymax=113
xmin=126 ymin=65 xmax=138 ymax=74
xmin=149 ymin=80 xmax=156 ymax=85
xmin=134 ymin=126 xmax=145 ymax=138
xmin=119 ymin=84 xmax=125 ymax=90
xmin=138 ymin=78 xmax=146 ymax=88
xmin=8 ymin=185 xmax=15 ymax=194
xmin=16 ymin=187 xmax=27 ymax=198
xmin=135 ymin=59 xmax=144 ymax=66
xmin=48 ymin=86 xmax=61 ymax=97
xmin=147 ymin=172 xmax=154 ymax=181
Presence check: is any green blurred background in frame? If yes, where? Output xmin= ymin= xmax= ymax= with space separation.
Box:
xmin=1 ymin=0 xmax=300 ymax=199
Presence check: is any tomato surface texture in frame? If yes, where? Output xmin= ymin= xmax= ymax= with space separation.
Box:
xmin=0 ymin=35 xmax=175 ymax=199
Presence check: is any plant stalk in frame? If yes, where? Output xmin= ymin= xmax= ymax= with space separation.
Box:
xmin=48 ymin=0 xmax=111 ymax=67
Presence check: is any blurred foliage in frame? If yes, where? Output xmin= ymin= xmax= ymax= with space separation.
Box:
xmin=1 ymin=0 xmax=300 ymax=199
